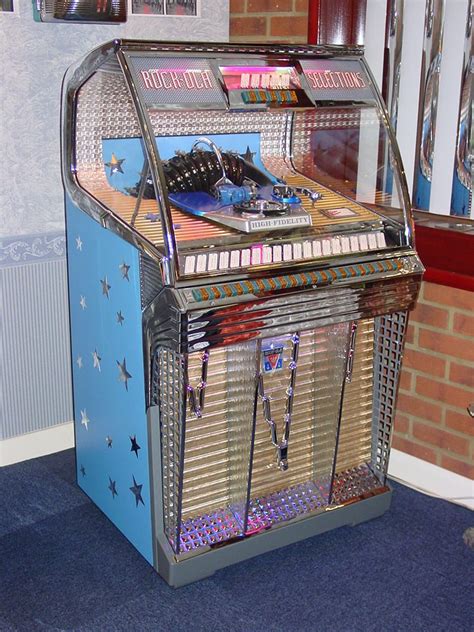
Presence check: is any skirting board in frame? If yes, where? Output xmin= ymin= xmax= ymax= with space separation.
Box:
xmin=0 ymin=421 xmax=74 ymax=467
xmin=388 ymin=448 xmax=474 ymax=510
xmin=1 ymin=428 xmax=472 ymax=511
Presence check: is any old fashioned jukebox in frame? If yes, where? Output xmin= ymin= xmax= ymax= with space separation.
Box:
xmin=62 ymin=40 xmax=423 ymax=586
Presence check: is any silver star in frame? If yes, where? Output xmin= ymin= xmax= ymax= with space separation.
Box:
xmin=117 ymin=357 xmax=132 ymax=391
xmin=76 ymin=236 xmax=83 ymax=251
xmin=92 ymin=349 xmax=102 ymax=372
xmin=106 ymin=435 xmax=113 ymax=448
xmin=119 ymin=262 xmax=130 ymax=281
xmin=116 ymin=311 xmax=125 ymax=326
xmin=76 ymin=356 xmax=83 ymax=369
xmin=105 ymin=154 xmax=125 ymax=176
xmin=100 ymin=276 xmax=111 ymax=298
xmin=80 ymin=409 xmax=90 ymax=430
xmin=79 ymin=295 xmax=87 ymax=310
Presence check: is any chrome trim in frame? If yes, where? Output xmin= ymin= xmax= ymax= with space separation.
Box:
xmin=451 ymin=0 xmax=473 ymax=215
xmin=413 ymin=0 xmax=445 ymax=207
xmin=384 ymin=0 xmax=404 ymax=134
xmin=144 ymin=266 xmax=422 ymax=356
xmin=360 ymin=58 xmax=415 ymax=249
xmin=61 ymin=41 xmax=166 ymax=268
xmin=118 ymin=50 xmax=179 ymax=285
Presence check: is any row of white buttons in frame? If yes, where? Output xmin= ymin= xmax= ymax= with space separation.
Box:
xmin=183 ymin=231 xmax=387 ymax=275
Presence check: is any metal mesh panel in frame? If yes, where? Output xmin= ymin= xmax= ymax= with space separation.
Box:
xmin=157 ymin=348 xmax=185 ymax=552
xmin=371 ymin=311 xmax=408 ymax=480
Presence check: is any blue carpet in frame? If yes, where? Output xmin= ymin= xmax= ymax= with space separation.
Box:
xmin=0 ymin=449 xmax=472 ymax=632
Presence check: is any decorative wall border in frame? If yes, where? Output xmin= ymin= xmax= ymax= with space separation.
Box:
xmin=0 ymin=232 xmax=66 ymax=267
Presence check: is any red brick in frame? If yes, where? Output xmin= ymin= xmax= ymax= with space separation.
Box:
xmin=248 ymin=0 xmax=292 ymax=11
xmin=406 ymin=323 xmax=415 ymax=344
xmin=449 ymin=362 xmax=474 ymax=389
xmin=396 ymin=392 xmax=442 ymax=424
xmin=270 ymin=15 xmax=307 ymax=36
xmin=403 ymin=348 xmax=446 ymax=378
xmin=440 ymin=455 xmax=474 ymax=479
xmin=230 ymin=0 xmax=246 ymax=13
xmin=295 ymin=0 xmax=309 ymax=11
xmin=445 ymin=409 xmax=474 ymax=437
xmin=391 ymin=435 xmax=438 ymax=465
xmin=415 ymin=375 xmax=472 ymax=410
xmin=418 ymin=328 xmax=474 ymax=363
xmin=394 ymin=413 xmax=409 ymax=434
xmin=230 ymin=16 xmax=267 ymax=36
xmin=423 ymin=282 xmax=474 ymax=312
xmin=453 ymin=312 xmax=474 ymax=337
xmin=412 ymin=421 xmax=469 ymax=456
xmin=410 ymin=302 xmax=449 ymax=329
xmin=398 ymin=368 xmax=412 ymax=391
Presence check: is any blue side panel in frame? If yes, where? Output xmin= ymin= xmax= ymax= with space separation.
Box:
xmin=65 ymin=198 xmax=153 ymax=565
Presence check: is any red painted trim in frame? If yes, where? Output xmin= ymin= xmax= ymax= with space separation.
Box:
xmin=415 ymin=223 xmax=474 ymax=292
xmin=308 ymin=0 xmax=319 ymax=44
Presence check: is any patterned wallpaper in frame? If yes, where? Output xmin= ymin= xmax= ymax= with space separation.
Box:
xmin=0 ymin=0 xmax=229 ymax=239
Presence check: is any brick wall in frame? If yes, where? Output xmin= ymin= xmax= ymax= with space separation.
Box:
xmin=394 ymin=281 xmax=474 ymax=480
xmin=230 ymin=0 xmax=309 ymax=43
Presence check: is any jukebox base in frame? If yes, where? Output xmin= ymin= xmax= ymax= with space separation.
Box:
xmin=149 ymin=406 xmax=392 ymax=588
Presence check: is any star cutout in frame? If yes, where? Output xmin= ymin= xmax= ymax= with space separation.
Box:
xmin=119 ymin=262 xmax=130 ymax=281
xmin=108 ymin=477 xmax=118 ymax=498
xmin=76 ymin=356 xmax=83 ymax=369
xmin=106 ymin=435 xmax=113 ymax=448
xmin=76 ymin=236 xmax=83 ymax=251
xmin=92 ymin=349 xmax=102 ymax=372
xmin=130 ymin=476 xmax=144 ymax=507
xmin=80 ymin=409 xmax=90 ymax=430
xmin=105 ymin=153 xmax=125 ymax=176
xmin=80 ymin=465 xmax=86 ymax=477
xmin=100 ymin=276 xmax=111 ymax=298
xmin=241 ymin=145 xmax=256 ymax=164
xmin=79 ymin=295 xmax=87 ymax=310
xmin=117 ymin=358 xmax=132 ymax=391
xmin=116 ymin=311 xmax=125 ymax=326
xmin=130 ymin=435 xmax=141 ymax=458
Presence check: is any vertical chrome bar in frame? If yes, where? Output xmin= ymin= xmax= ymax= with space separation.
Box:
xmin=130 ymin=158 xmax=150 ymax=228
xmin=328 ymin=321 xmax=358 ymax=505
xmin=243 ymin=339 xmax=263 ymax=535
xmin=413 ymin=0 xmax=446 ymax=211
xmin=174 ymin=354 xmax=189 ymax=555
xmin=450 ymin=0 xmax=473 ymax=218
xmin=383 ymin=0 xmax=404 ymax=134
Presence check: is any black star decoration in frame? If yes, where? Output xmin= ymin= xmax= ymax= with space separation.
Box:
xmin=80 ymin=465 xmax=86 ymax=477
xmin=130 ymin=435 xmax=141 ymax=458
xmin=105 ymin=153 xmax=125 ymax=176
xmin=108 ymin=477 xmax=118 ymax=498
xmin=100 ymin=276 xmax=111 ymax=298
xmin=117 ymin=358 xmax=132 ymax=391
xmin=130 ymin=476 xmax=144 ymax=507
xmin=116 ymin=311 xmax=125 ymax=326
xmin=240 ymin=145 xmax=256 ymax=164
xmin=119 ymin=262 xmax=130 ymax=281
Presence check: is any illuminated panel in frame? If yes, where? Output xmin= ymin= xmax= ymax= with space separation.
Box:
xmin=219 ymin=65 xmax=313 ymax=108
xmin=299 ymin=59 xmax=374 ymax=102
xmin=125 ymin=55 xmax=227 ymax=109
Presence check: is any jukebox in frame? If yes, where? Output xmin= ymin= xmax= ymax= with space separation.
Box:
xmin=62 ymin=40 xmax=423 ymax=586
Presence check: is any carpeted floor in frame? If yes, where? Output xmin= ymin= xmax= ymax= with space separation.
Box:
xmin=0 ymin=449 xmax=472 ymax=632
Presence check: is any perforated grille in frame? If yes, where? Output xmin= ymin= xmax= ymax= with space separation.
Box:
xmin=156 ymin=348 xmax=185 ymax=551
xmin=372 ymin=311 xmax=408 ymax=479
